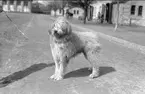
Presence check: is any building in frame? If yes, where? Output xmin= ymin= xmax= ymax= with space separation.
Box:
xmin=69 ymin=7 xmax=84 ymax=19
xmin=51 ymin=7 xmax=84 ymax=19
xmin=51 ymin=9 xmax=63 ymax=16
xmin=112 ymin=1 xmax=145 ymax=26
xmin=89 ymin=0 xmax=112 ymax=23
xmin=50 ymin=3 xmax=69 ymax=16
xmin=2 ymin=0 xmax=33 ymax=12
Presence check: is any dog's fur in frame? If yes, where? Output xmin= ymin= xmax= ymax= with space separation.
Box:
xmin=48 ymin=17 xmax=101 ymax=80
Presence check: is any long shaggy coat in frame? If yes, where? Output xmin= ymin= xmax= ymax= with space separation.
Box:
xmin=49 ymin=17 xmax=101 ymax=80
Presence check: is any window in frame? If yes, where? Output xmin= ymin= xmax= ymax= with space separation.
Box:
xmin=17 ymin=0 xmax=21 ymax=5
xmin=3 ymin=0 xmax=6 ymax=5
xmin=74 ymin=10 xmax=76 ymax=14
xmin=59 ymin=9 xmax=61 ymax=14
xmin=77 ymin=10 xmax=79 ymax=14
xmin=138 ymin=6 xmax=143 ymax=16
xmin=24 ymin=1 xmax=28 ymax=6
xmin=10 ymin=0 xmax=14 ymax=5
xmin=131 ymin=5 xmax=136 ymax=15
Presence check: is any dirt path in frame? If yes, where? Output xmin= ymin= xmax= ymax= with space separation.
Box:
xmin=0 ymin=14 xmax=145 ymax=94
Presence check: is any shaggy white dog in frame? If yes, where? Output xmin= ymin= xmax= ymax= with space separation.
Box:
xmin=49 ymin=17 xmax=101 ymax=80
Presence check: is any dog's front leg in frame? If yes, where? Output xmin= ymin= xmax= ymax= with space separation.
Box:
xmin=50 ymin=57 xmax=67 ymax=81
xmin=59 ymin=60 xmax=67 ymax=79
xmin=53 ymin=58 xmax=67 ymax=81
xmin=50 ymin=59 xmax=59 ymax=80
xmin=50 ymin=47 xmax=61 ymax=80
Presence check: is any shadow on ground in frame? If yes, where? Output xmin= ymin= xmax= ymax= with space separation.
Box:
xmin=0 ymin=63 xmax=54 ymax=88
xmin=65 ymin=66 xmax=115 ymax=79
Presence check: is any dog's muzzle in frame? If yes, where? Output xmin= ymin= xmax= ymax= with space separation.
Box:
xmin=53 ymin=30 xmax=64 ymax=39
xmin=53 ymin=30 xmax=65 ymax=39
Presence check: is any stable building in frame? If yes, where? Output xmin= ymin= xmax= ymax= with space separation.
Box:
xmin=89 ymin=0 xmax=113 ymax=23
xmin=2 ymin=0 xmax=33 ymax=12
xmin=112 ymin=1 xmax=145 ymax=26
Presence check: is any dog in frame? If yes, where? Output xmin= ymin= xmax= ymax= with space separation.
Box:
xmin=48 ymin=17 xmax=101 ymax=80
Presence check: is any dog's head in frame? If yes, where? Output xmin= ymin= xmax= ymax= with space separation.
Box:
xmin=49 ymin=17 xmax=72 ymax=39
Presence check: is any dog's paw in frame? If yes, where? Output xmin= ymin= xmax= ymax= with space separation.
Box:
xmin=50 ymin=74 xmax=56 ymax=79
xmin=89 ymin=73 xmax=99 ymax=79
xmin=50 ymin=74 xmax=63 ymax=81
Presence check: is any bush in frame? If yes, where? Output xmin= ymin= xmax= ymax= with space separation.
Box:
xmin=78 ymin=15 xmax=85 ymax=20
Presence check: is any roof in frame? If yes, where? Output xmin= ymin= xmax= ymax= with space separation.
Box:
xmin=112 ymin=0 xmax=130 ymax=4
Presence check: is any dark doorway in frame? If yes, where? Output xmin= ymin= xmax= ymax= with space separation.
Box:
xmin=87 ymin=6 xmax=94 ymax=21
xmin=105 ymin=3 xmax=113 ymax=24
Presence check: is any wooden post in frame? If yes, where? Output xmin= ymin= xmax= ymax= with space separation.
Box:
xmin=108 ymin=3 xmax=112 ymax=24
xmin=114 ymin=0 xmax=120 ymax=31
xmin=21 ymin=0 xmax=24 ymax=12
xmin=87 ymin=6 xmax=90 ymax=21
xmin=28 ymin=0 xmax=32 ymax=12
xmin=103 ymin=4 xmax=106 ymax=23
xmin=14 ymin=0 xmax=17 ymax=12
xmin=7 ymin=0 xmax=10 ymax=12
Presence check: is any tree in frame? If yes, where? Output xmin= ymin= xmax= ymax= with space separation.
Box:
xmin=49 ymin=0 xmax=62 ymax=16
xmin=61 ymin=0 xmax=68 ymax=16
xmin=69 ymin=0 xmax=95 ymax=24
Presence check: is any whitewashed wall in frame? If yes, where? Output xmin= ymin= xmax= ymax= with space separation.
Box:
xmin=51 ymin=9 xmax=63 ymax=16
xmin=3 ymin=1 xmax=31 ymax=13
xmin=112 ymin=1 xmax=145 ymax=26
xmin=91 ymin=1 xmax=112 ymax=20
xmin=3 ymin=5 xmax=9 ymax=12
xmin=70 ymin=7 xmax=84 ymax=18
xmin=91 ymin=3 xmax=102 ymax=20
xmin=24 ymin=6 xmax=30 ymax=12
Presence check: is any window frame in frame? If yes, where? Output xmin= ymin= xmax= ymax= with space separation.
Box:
xmin=10 ymin=0 xmax=14 ymax=5
xmin=138 ymin=5 xmax=143 ymax=16
xmin=130 ymin=5 xmax=136 ymax=15
xmin=77 ymin=10 xmax=79 ymax=14
xmin=74 ymin=10 xmax=76 ymax=14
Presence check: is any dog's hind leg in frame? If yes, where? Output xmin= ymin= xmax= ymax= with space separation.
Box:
xmin=84 ymin=47 xmax=101 ymax=79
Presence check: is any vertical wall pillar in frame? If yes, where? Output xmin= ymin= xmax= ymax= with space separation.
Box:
xmin=21 ymin=0 xmax=24 ymax=12
xmin=1 ymin=0 xmax=3 ymax=6
xmin=1 ymin=0 xmax=3 ymax=12
xmin=103 ymin=5 xmax=106 ymax=23
xmin=108 ymin=3 xmax=113 ymax=24
xmin=90 ymin=6 xmax=93 ymax=20
xmin=14 ymin=0 xmax=17 ymax=12
xmin=28 ymin=0 xmax=32 ymax=12
xmin=87 ymin=6 xmax=90 ymax=20
xmin=7 ymin=0 xmax=10 ymax=12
